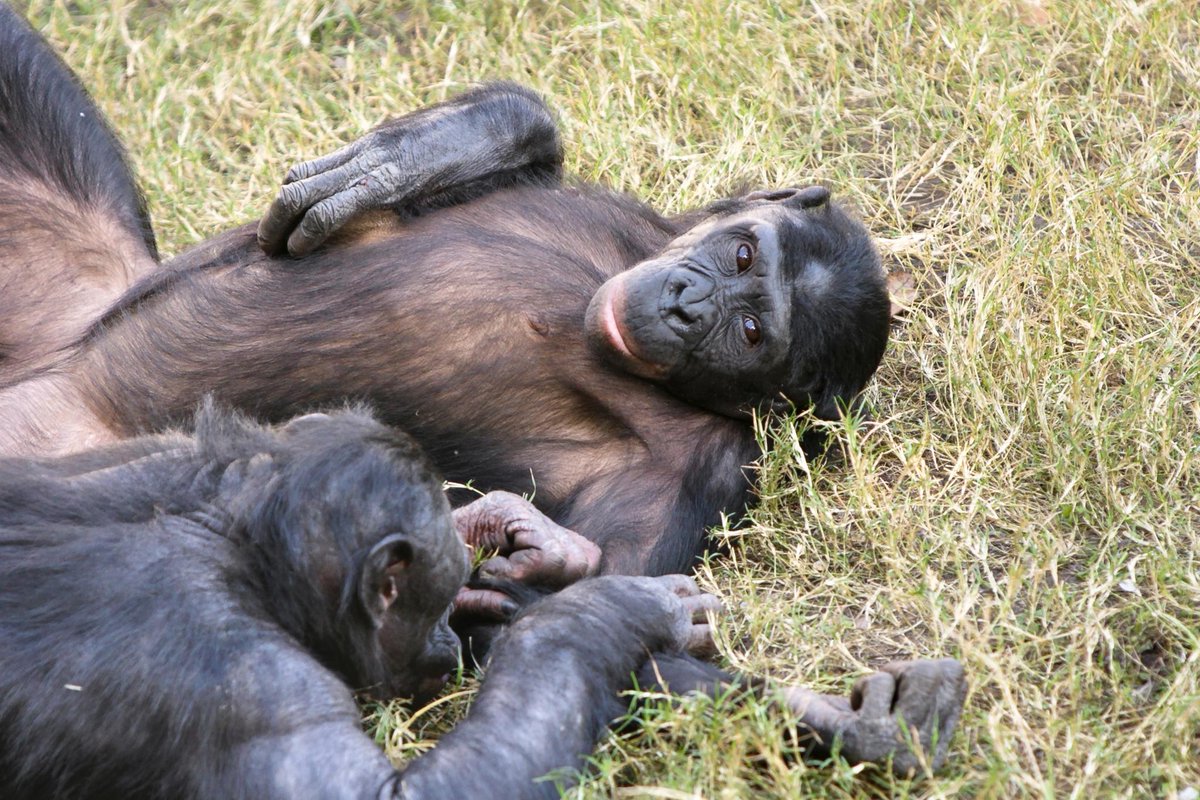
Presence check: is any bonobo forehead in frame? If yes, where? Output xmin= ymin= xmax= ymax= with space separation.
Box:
xmin=674 ymin=201 xmax=796 ymax=251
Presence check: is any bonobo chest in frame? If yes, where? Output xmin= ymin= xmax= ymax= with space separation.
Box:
xmin=335 ymin=187 xmax=749 ymax=512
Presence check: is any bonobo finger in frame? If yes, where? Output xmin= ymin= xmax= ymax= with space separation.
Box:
xmin=283 ymin=140 xmax=359 ymax=184
xmin=286 ymin=178 xmax=390 ymax=257
xmin=483 ymin=543 xmax=590 ymax=587
xmin=685 ymin=623 xmax=716 ymax=658
xmin=565 ymin=535 xmax=602 ymax=579
xmin=258 ymin=162 xmax=365 ymax=255
xmin=781 ymin=687 xmax=851 ymax=738
xmin=508 ymin=533 xmax=599 ymax=585
xmin=848 ymin=671 xmax=896 ymax=718
xmin=651 ymin=573 xmax=703 ymax=599
xmin=452 ymin=491 xmax=520 ymax=550
xmin=479 ymin=549 xmax=560 ymax=583
xmin=451 ymin=586 xmax=519 ymax=622
xmin=679 ymin=591 xmax=724 ymax=623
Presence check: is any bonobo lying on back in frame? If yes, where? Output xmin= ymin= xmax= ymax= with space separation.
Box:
xmin=0 ymin=71 xmax=889 ymax=578
xmin=0 ymin=403 xmax=723 ymax=799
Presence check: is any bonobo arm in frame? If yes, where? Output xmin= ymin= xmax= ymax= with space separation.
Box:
xmin=635 ymin=654 xmax=967 ymax=776
xmin=393 ymin=575 xmax=718 ymax=799
xmin=258 ymin=82 xmax=563 ymax=256
xmin=558 ymin=424 xmax=761 ymax=577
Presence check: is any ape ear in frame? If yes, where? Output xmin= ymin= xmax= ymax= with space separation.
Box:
xmin=745 ymin=187 xmax=801 ymax=203
xmin=359 ymin=534 xmax=414 ymax=625
xmin=744 ymin=185 xmax=830 ymax=209
xmin=785 ymin=185 xmax=830 ymax=210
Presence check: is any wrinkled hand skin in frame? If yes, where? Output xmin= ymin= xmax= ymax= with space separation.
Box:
xmin=783 ymin=659 xmax=967 ymax=776
xmin=451 ymin=491 xmax=602 ymax=621
xmin=257 ymin=82 xmax=561 ymax=257
xmin=646 ymin=573 xmax=724 ymax=657
xmin=506 ymin=574 xmax=723 ymax=660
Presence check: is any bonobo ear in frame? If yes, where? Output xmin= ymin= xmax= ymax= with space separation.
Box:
xmin=744 ymin=185 xmax=830 ymax=209
xmin=359 ymin=534 xmax=414 ymax=625
xmin=786 ymin=185 xmax=831 ymax=209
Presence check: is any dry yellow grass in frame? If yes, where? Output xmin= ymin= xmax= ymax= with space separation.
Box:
xmin=19 ymin=0 xmax=1199 ymax=797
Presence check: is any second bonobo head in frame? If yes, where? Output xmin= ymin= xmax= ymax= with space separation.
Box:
xmin=213 ymin=407 xmax=469 ymax=704
xmin=583 ymin=186 xmax=890 ymax=419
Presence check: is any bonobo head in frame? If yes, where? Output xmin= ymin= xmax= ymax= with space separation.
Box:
xmin=584 ymin=186 xmax=889 ymax=419
xmin=211 ymin=407 xmax=468 ymax=703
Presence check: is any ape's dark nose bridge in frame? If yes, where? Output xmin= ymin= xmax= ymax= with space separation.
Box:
xmin=661 ymin=268 xmax=715 ymax=327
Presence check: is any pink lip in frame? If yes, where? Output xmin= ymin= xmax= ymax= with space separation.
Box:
xmin=600 ymin=286 xmax=666 ymax=378
xmin=600 ymin=287 xmax=635 ymax=359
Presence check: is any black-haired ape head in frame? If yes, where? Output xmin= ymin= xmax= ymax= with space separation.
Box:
xmin=220 ymin=408 xmax=469 ymax=702
xmin=584 ymin=186 xmax=889 ymax=419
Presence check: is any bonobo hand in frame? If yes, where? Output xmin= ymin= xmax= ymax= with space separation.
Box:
xmin=643 ymin=573 xmax=724 ymax=657
xmin=783 ymin=659 xmax=966 ymax=776
xmin=257 ymin=84 xmax=561 ymax=257
xmin=452 ymin=491 xmax=601 ymax=621
xmin=507 ymin=574 xmax=723 ymax=659
xmin=256 ymin=125 xmax=423 ymax=257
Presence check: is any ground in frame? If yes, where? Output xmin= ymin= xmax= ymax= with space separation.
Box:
xmin=21 ymin=1 xmax=1199 ymax=797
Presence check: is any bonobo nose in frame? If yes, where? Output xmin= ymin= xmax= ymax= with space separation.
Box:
xmin=660 ymin=268 xmax=715 ymax=335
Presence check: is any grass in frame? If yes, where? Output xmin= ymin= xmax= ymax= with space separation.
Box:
xmin=19 ymin=0 xmax=1200 ymax=796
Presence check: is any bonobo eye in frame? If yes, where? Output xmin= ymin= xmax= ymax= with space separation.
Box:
xmin=735 ymin=242 xmax=755 ymax=273
xmin=742 ymin=315 xmax=762 ymax=346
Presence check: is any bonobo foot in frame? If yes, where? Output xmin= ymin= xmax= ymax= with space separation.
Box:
xmin=783 ymin=658 xmax=966 ymax=776
xmin=451 ymin=491 xmax=601 ymax=620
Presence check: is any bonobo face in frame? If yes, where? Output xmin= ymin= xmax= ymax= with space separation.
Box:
xmin=584 ymin=186 xmax=890 ymax=419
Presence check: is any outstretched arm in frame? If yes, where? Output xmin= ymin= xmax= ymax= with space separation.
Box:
xmin=394 ymin=574 xmax=718 ymax=799
xmin=258 ymin=82 xmax=563 ymax=257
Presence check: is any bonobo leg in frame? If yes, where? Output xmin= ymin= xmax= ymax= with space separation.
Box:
xmin=258 ymin=82 xmax=563 ymax=256
xmin=0 ymin=5 xmax=158 ymax=380
xmin=635 ymin=653 xmax=967 ymax=777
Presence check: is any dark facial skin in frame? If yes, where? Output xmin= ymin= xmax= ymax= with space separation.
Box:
xmin=585 ymin=187 xmax=891 ymax=419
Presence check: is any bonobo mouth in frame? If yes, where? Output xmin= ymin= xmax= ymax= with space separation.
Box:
xmin=592 ymin=279 xmax=667 ymax=380
xmin=408 ymin=671 xmax=453 ymax=706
